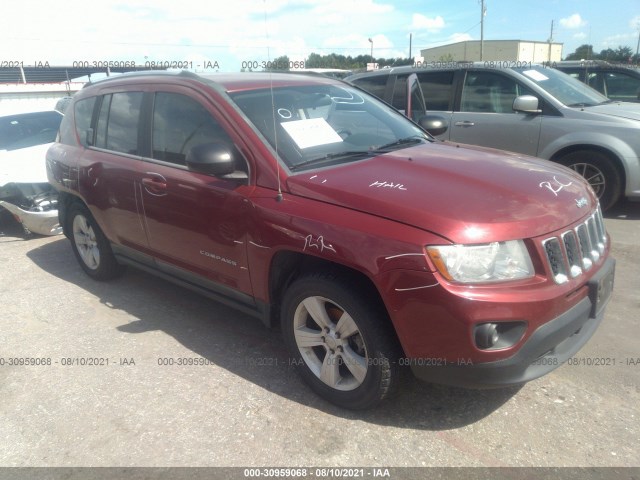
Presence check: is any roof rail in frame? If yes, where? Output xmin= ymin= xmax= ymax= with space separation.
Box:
xmin=83 ymin=69 xmax=201 ymax=88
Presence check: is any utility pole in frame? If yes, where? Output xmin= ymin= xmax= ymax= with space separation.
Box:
xmin=636 ymin=21 xmax=640 ymax=61
xmin=480 ymin=0 xmax=486 ymax=61
xmin=548 ymin=20 xmax=554 ymax=63
xmin=409 ymin=33 xmax=412 ymax=61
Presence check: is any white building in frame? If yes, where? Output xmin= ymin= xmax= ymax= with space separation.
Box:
xmin=420 ymin=40 xmax=563 ymax=63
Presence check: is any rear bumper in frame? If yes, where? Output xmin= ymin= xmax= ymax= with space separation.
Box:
xmin=410 ymin=258 xmax=615 ymax=388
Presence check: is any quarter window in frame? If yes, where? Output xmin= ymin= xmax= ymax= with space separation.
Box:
xmin=352 ymin=75 xmax=388 ymax=101
xmin=73 ymin=97 xmax=97 ymax=147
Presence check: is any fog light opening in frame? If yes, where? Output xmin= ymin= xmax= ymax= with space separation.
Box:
xmin=474 ymin=321 xmax=527 ymax=351
xmin=476 ymin=323 xmax=499 ymax=349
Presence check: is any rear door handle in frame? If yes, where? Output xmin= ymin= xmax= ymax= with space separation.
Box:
xmin=454 ymin=121 xmax=475 ymax=127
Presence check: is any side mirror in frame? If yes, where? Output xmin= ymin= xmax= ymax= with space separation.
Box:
xmin=186 ymin=143 xmax=236 ymax=176
xmin=513 ymin=95 xmax=541 ymax=114
xmin=418 ymin=115 xmax=448 ymax=137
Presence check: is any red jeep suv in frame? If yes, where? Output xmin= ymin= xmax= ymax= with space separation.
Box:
xmin=46 ymin=71 xmax=615 ymax=409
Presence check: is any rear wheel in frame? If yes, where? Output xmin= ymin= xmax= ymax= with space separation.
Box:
xmin=557 ymin=150 xmax=622 ymax=211
xmin=281 ymin=271 xmax=403 ymax=409
xmin=68 ymin=203 xmax=124 ymax=280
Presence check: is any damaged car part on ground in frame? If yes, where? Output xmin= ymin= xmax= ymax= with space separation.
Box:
xmin=0 ymin=181 xmax=60 ymax=236
xmin=47 ymin=71 xmax=614 ymax=409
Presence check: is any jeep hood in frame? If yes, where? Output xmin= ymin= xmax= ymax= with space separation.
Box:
xmin=286 ymin=143 xmax=597 ymax=243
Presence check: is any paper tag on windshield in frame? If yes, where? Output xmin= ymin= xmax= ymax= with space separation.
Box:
xmin=281 ymin=118 xmax=343 ymax=149
xmin=522 ymin=70 xmax=549 ymax=82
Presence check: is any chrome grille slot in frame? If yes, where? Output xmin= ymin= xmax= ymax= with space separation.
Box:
xmin=576 ymin=223 xmax=593 ymax=271
xmin=561 ymin=231 xmax=582 ymax=278
xmin=542 ymin=207 xmax=606 ymax=284
xmin=542 ymin=237 xmax=568 ymax=284
xmin=586 ymin=216 xmax=601 ymax=260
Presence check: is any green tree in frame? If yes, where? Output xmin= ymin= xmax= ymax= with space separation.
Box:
xmin=565 ymin=44 xmax=637 ymax=63
xmin=377 ymin=57 xmax=413 ymax=67
xmin=565 ymin=44 xmax=596 ymax=60
xmin=600 ymin=46 xmax=634 ymax=62
xmin=265 ymin=55 xmax=290 ymax=71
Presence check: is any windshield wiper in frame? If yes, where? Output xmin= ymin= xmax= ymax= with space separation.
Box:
xmin=567 ymin=102 xmax=596 ymax=108
xmin=290 ymin=151 xmax=373 ymax=171
xmin=289 ymin=136 xmax=428 ymax=171
xmin=372 ymin=136 xmax=427 ymax=152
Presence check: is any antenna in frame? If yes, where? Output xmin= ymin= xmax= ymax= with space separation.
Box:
xmin=264 ymin=0 xmax=284 ymax=202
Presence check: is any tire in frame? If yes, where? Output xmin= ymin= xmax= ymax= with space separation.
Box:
xmin=67 ymin=203 xmax=124 ymax=280
xmin=557 ymin=150 xmax=622 ymax=211
xmin=281 ymin=271 xmax=403 ymax=409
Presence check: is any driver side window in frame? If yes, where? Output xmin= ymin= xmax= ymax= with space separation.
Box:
xmin=461 ymin=72 xmax=533 ymax=113
xmin=152 ymin=93 xmax=235 ymax=166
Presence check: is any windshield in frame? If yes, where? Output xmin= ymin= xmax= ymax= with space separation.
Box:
xmin=0 ymin=111 xmax=62 ymax=151
xmin=515 ymin=66 xmax=610 ymax=107
xmin=229 ymin=84 xmax=429 ymax=170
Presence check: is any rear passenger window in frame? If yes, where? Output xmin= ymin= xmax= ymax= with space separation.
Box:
xmin=151 ymin=93 xmax=234 ymax=166
xmin=392 ymin=71 xmax=455 ymax=112
xmin=416 ymin=71 xmax=455 ymax=111
xmin=94 ymin=92 xmax=143 ymax=155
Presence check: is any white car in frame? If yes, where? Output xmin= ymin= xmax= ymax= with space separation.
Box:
xmin=0 ymin=111 xmax=62 ymax=235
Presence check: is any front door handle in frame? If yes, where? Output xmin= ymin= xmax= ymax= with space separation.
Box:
xmin=454 ymin=121 xmax=475 ymax=127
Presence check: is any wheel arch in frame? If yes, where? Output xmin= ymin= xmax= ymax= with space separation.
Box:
xmin=551 ymin=145 xmax=625 ymax=180
xmin=550 ymin=144 xmax=627 ymax=196
xmin=267 ymin=250 xmax=393 ymax=334
xmin=57 ymin=191 xmax=89 ymax=239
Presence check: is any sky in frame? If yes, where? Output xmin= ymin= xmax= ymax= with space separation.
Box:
xmin=1 ymin=0 xmax=639 ymax=73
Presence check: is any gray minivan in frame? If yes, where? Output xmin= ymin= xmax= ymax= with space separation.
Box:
xmin=347 ymin=64 xmax=640 ymax=210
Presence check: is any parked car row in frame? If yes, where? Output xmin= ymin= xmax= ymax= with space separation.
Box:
xmin=346 ymin=63 xmax=640 ymax=210
xmin=44 ymin=70 xmax=614 ymax=409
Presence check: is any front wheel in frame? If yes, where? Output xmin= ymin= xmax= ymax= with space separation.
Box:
xmin=281 ymin=272 xmax=403 ymax=409
xmin=557 ymin=150 xmax=622 ymax=211
xmin=67 ymin=203 xmax=124 ymax=280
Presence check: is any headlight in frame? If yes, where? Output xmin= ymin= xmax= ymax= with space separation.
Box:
xmin=427 ymin=240 xmax=534 ymax=283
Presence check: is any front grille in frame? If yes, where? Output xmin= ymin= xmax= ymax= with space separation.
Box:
xmin=542 ymin=206 xmax=607 ymax=284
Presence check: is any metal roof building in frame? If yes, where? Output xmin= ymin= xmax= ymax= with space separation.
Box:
xmin=420 ymin=40 xmax=563 ymax=63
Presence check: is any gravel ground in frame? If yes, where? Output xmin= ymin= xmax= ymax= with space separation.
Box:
xmin=0 ymin=201 xmax=638 ymax=471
